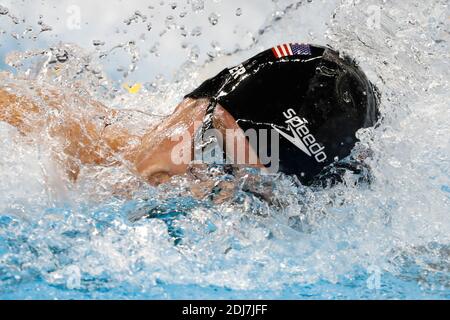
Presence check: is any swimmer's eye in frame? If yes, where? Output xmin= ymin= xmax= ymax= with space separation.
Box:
xmin=147 ymin=171 xmax=171 ymax=185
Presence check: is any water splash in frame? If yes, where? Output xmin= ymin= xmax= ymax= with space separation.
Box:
xmin=0 ymin=0 xmax=449 ymax=299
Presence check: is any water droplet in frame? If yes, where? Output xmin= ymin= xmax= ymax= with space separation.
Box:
xmin=134 ymin=10 xmax=147 ymax=23
xmin=207 ymin=51 xmax=217 ymax=59
xmin=124 ymin=11 xmax=147 ymax=25
xmin=165 ymin=15 xmax=176 ymax=29
xmin=38 ymin=20 xmax=52 ymax=33
xmin=191 ymin=26 xmax=202 ymax=37
xmin=211 ymin=41 xmax=221 ymax=51
xmin=179 ymin=25 xmax=187 ymax=37
xmin=0 ymin=5 xmax=9 ymax=15
xmin=208 ymin=13 xmax=219 ymax=26
xmin=9 ymin=14 xmax=19 ymax=25
xmin=149 ymin=42 xmax=160 ymax=57
xmin=92 ymin=40 xmax=105 ymax=47
xmin=191 ymin=0 xmax=204 ymax=13
xmin=55 ymin=50 xmax=69 ymax=63
xmin=188 ymin=45 xmax=200 ymax=61
xmin=342 ymin=91 xmax=352 ymax=103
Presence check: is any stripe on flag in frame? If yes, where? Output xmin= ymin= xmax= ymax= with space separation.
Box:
xmin=272 ymin=43 xmax=311 ymax=58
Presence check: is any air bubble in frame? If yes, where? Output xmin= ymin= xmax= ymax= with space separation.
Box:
xmin=235 ymin=8 xmax=242 ymax=16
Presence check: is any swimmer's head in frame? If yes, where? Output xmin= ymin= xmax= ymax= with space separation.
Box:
xmin=214 ymin=45 xmax=380 ymax=184
xmin=279 ymin=48 xmax=380 ymax=183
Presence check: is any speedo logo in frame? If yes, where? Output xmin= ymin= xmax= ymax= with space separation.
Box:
xmin=273 ymin=108 xmax=327 ymax=163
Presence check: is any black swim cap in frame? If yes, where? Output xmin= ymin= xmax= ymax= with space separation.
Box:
xmin=186 ymin=44 xmax=379 ymax=185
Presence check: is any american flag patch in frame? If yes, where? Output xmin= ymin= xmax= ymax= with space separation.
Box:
xmin=272 ymin=43 xmax=311 ymax=58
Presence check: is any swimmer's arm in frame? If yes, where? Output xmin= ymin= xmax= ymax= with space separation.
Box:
xmin=0 ymin=88 xmax=42 ymax=133
xmin=0 ymin=87 xmax=137 ymax=181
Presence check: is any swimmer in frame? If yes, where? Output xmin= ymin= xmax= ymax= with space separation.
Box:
xmin=0 ymin=44 xmax=379 ymax=201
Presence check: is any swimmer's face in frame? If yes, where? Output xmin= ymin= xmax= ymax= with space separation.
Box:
xmin=135 ymin=129 xmax=193 ymax=185
xmin=134 ymin=99 xmax=204 ymax=185
xmin=134 ymin=98 xmax=264 ymax=185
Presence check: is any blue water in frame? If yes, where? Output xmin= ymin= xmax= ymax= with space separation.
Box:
xmin=1 ymin=0 xmax=449 ymax=299
xmin=0 ymin=193 xmax=449 ymax=300
xmin=2 ymin=275 xmax=448 ymax=300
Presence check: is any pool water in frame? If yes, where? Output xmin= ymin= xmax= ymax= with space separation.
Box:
xmin=0 ymin=0 xmax=449 ymax=299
